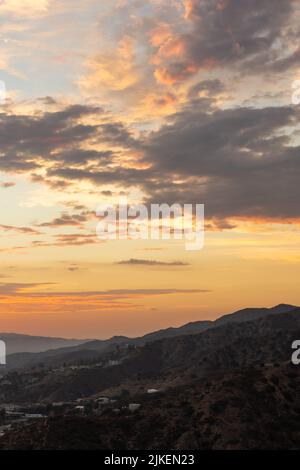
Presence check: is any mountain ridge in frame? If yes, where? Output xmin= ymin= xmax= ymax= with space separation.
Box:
xmin=1 ymin=306 xmax=299 ymax=403
xmin=2 ymin=303 xmax=297 ymax=369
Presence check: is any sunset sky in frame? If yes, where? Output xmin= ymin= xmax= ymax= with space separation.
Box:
xmin=0 ymin=0 xmax=300 ymax=339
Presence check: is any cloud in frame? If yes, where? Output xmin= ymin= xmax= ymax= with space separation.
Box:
xmin=0 ymin=282 xmax=54 ymax=295
xmin=2 ymin=95 xmax=300 ymax=227
xmin=0 ymin=181 xmax=16 ymax=188
xmin=31 ymin=233 xmax=97 ymax=247
xmin=68 ymin=264 xmax=79 ymax=272
xmin=79 ymin=35 xmax=140 ymax=93
xmin=153 ymin=0 xmax=299 ymax=83
xmin=0 ymin=284 xmax=210 ymax=314
xmin=117 ymin=258 xmax=190 ymax=266
xmin=142 ymin=102 xmax=300 ymax=220
xmin=33 ymin=288 xmax=208 ymax=297
xmin=155 ymin=62 xmax=198 ymax=85
xmin=0 ymin=104 xmax=101 ymax=162
xmin=36 ymin=211 xmax=94 ymax=228
xmin=0 ymin=0 xmax=49 ymax=17
xmin=0 ymin=104 xmax=138 ymax=183
xmin=0 ymin=224 xmax=40 ymax=234
xmin=188 ymin=79 xmax=225 ymax=99
xmin=0 ymin=282 xmax=209 ymax=298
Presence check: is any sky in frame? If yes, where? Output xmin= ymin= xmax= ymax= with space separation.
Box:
xmin=0 ymin=0 xmax=300 ymax=339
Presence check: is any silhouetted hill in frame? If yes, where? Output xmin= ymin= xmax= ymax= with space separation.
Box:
xmin=215 ymin=303 xmax=297 ymax=326
xmin=4 ymin=303 xmax=297 ymax=371
xmin=1 ymin=307 xmax=299 ymax=403
xmin=133 ymin=320 xmax=213 ymax=344
xmin=1 ymin=363 xmax=299 ymax=450
xmin=0 ymin=333 xmax=88 ymax=355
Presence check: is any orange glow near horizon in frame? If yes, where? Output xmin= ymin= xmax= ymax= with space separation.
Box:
xmin=0 ymin=0 xmax=300 ymax=338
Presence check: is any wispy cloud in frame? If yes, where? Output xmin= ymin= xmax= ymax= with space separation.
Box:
xmin=0 ymin=284 xmax=210 ymax=315
xmin=0 ymin=181 xmax=16 ymax=188
xmin=0 ymin=224 xmax=41 ymax=235
xmin=117 ymin=258 xmax=190 ymax=267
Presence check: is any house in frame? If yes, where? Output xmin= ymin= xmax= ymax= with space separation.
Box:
xmin=97 ymin=397 xmax=110 ymax=405
xmin=74 ymin=405 xmax=85 ymax=415
xmin=105 ymin=360 xmax=121 ymax=367
xmin=5 ymin=411 xmax=23 ymax=418
xmin=52 ymin=402 xmax=66 ymax=407
xmin=128 ymin=403 xmax=141 ymax=412
xmin=0 ymin=425 xmax=11 ymax=437
xmin=24 ymin=414 xmax=45 ymax=420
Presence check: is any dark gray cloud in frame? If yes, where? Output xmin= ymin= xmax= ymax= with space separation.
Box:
xmin=1 ymin=96 xmax=300 ymax=224
xmin=52 ymin=149 xmax=113 ymax=165
xmin=98 ymin=122 xmax=138 ymax=148
xmin=0 ymin=105 xmax=101 ymax=174
xmin=145 ymin=105 xmax=296 ymax=176
xmin=142 ymin=102 xmax=300 ymax=219
xmin=159 ymin=0 xmax=299 ymax=80
xmin=46 ymin=166 xmax=153 ymax=187
xmin=37 ymin=96 xmax=57 ymax=106
xmin=0 ymin=104 xmax=140 ymax=188
xmin=188 ymin=79 xmax=225 ymax=99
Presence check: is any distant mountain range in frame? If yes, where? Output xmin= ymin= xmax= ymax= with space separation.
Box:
xmin=1 ymin=303 xmax=299 ymax=403
xmin=1 ymin=302 xmax=296 ymax=355
xmin=0 ymin=333 xmax=88 ymax=355
xmin=0 ymin=303 xmax=299 ymax=449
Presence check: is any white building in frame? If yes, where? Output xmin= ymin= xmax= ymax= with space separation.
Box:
xmin=129 ymin=403 xmax=141 ymax=412
xmin=74 ymin=405 xmax=85 ymax=414
xmin=25 ymin=414 xmax=44 ymax=419
xmin=97 ymin=397 xmax=110 ymax=405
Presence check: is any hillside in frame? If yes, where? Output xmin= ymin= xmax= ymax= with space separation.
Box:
xmin=1 ymin=307 xmax=299 ymax=403
xmin=0 ymin=363 xmax=299 ymax=450
xmin=4 ymin=303 xmax=296 ymax=371
xmin=3 ymin=321 xmax=213 ymax=371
